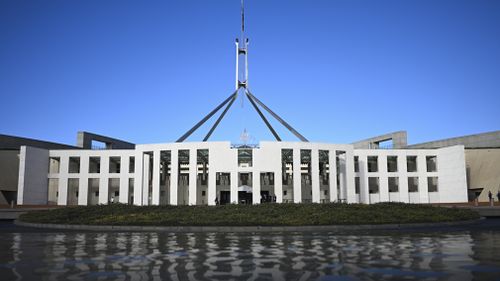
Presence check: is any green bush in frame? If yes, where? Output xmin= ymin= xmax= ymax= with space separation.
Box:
xmin=19 ymin=202 xmax=480 ymax=226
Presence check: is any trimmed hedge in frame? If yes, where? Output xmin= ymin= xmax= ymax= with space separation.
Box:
xmin=18 ymin=203 xmax=480 ymax=226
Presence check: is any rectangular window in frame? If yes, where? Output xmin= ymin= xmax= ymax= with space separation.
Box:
xmin=128 ymin=178 xmax=134 ymax=205
xmin=387 ymin=156 xmax=398 ymax=172
xmin=428 ymin=177 xmax=438 ymax=192
xmin=407 ymin=156 xmax=418 ymax=172
xmin=68 ymin=157 xmax=80 ymax=173
xmin=67 ymin=178 xmax=79 ymax=206
xmin=388 ymin=177 xmax=399 ymax=192
xmin=354 ymin=156 xmax=359 ymax=172
xmin=49 ymin=157 xmax=60 ymax=174
xmin=408 ymin=177 xmax=419 ymax=192
xmin=238 ymin=149 xmax=253 ymax=167
xmin=368 ymin=177 xmax=379 ymax=194
xmin=319 ymin=150 xmax=329 ymax=186
xmin=426 ymin=156 xmax=437 ymax=172
xmin=89 ymin=157 xmax=100 ymax=173
xmin=367 ymin=156 xmax=378 ymax=172
xmin=355 ymin=177 xmax=360 ymax=194
xmin=197 ymin=149 xmax=209 ymax=186
xmin=47 ymin=178 xmax=59 ymax=205
xmin=282 ymin=149 xmax=293 ymax=185
xmin=109 ymin=157 xmax=121 ymax=173
xmin=129 ymin=156 xmax=135 ymax=173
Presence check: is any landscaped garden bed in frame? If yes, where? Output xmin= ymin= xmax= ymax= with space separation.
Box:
xmin=18 ymin=202 xmax=480 ymax=226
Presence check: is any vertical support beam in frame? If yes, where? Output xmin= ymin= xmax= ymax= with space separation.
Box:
xmin=358 ymin=155 xmax=369 ymax=204
xmin=399 ymin=153 xmax=409 ymax=203
xmin=293 ymin=148 xmax=301 ymax=203
xmin=252 ymin=172 xmax=260 ymax=204
xmin=152 ymin=150 xmax=161 ymax=205
xmin=329 ymin=149 xmax=338 ymax=203
xmin=418 ymin=155 xmax=429 ymax=203
xmin=79 ymin=156 xmax=89 ymax=205
xmin=208 ymin=169 xmax=216 ymax=206
xmin=379 ymin=154 xmax=390 ymax=202
xmin=57 ymin=157 xmax=69 ymax=205
xmin=275 ymin=168 xmax=283 ymax=203
xmin=79 ymin=178 xmax=88 ymax=206
xmin=141 ymin=154 xmax=150 ymax=205
xmin=311 ymin=149 xmax=320 ymax=203
xmin=230 ymin=171 xmax=238 ymax=204
xmin=189 ymin=149 xmax=197 ymax=205
xmin=235 ymin=41 xmax=239 ymax=90
xmin=245 ymin=41 xmax=249 ymax=86
xmin=99 ymin=156 xmax=109 ymax=205
xmin=119 ymin=156 xmax=129 ymax=204
xmin=133 ymin=151 xmax=143 ymax=205
xmin=344 ymin=149 xmax=356 ymax=203
xmin=170 ymin=150 xmax=179 ymax=205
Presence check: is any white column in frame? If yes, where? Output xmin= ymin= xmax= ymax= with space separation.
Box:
xmin=79 ymin=177 xmax=88 ymax=205
xmin=170 ymin=150 xmax=178 ymax=205
xmin=311 ymin=149 xmax=320 ymax=203
xmin=79 ymin=156 xmax=89 ymax=205
xmin=253 ymin=172 xmax=261 ymax=204
xmin=141 ymin=153 xmax=150 ymax=205
xmin=399 ymin=153 xmax=409 ymax=203
xmin=418 ymin=155 xmax=429 ymax=203
xmin=133 ymin=152 xmax=143 ymax=205
xmin=344 ymin=149 xmax=356 ymax=203
xmin=119 ymin=156 xmax=129 ymax=204
xmin=275 ymin=169 xmax=283 ymax=203
xmin=359 ymin=155 xmax=369 ymax=204
xmin=152 ymin=150 xmax=161 ymax=205
xmin=208 ymin=171 xmax=216 ymax=206
xmin=57 ymin=157 xmax=69 ymax=205
xmin=99 ymin=156 xmax=109 ymax=204
xmin=230 ymin=171 xmax=238 ymax=204
xmin=329 ymin=150 xmax=338 ymax=202
xmin=189 ymin=149 xmax=197 ymax=205
xmin=379 ymin=154 xmax=389 ymax=202
xmin=293 ymin=148 xmax=301 ymax=203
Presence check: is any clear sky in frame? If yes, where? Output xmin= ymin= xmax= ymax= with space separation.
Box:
xmin=1 ymin=0 xmax=499 ymax=146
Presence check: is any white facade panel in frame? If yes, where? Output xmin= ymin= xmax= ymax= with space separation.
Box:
xmin=16 ymin=142 xmax=468 ymax=206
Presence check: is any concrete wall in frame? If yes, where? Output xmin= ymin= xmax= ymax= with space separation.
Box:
xmin=408 ymin=130 xmax=500 ymax=149
xmin=17 ymin=146 xmax=49 ymax=205
xmin=77 ymin=131 xmax=135 ymax=149
xmin=352 ymin=131 xmax=407 ymax=149
xmin=354 ymin=145 xmax=468 ymax=204
xmin=0 ymin=150 xmax=19 ymax=204
xmin=466 ymin=148 xmax=500 ymax=202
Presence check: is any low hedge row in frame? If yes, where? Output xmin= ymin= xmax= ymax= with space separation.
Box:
xmin=18 ymin=202 xmax=480 ymax=226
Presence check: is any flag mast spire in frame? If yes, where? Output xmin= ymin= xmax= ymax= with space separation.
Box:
xmin=235 ymin=0 xmax=248 ymax=90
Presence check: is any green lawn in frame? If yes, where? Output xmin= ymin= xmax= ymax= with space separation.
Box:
xmin=18 ymin=202 xmax=480 ymax=226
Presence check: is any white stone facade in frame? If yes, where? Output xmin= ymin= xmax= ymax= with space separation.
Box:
xmin=17 ymin=141 xmax=468 ymax=206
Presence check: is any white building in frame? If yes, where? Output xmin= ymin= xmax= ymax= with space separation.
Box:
xmin=11 ymin=2 xmax=471 ymax=206
xmin=17 ymin=141 xmax=468 ymax=206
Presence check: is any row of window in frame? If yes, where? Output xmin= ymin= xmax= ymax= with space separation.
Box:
xmin=49 ymin=156 xmax=136 ymax=174
xmin=354 ymin=176 xmax=438 ymax=194
xmin=354 ymin=155 xmax=437 ymax=173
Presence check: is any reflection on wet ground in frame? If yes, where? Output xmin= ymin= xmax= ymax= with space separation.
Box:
xmin=1 ymin=221 xmax=500 ymax=280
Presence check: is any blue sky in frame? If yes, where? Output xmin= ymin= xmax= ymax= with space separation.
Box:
xmin=1 ymin=0 xmax=499 ymax=146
